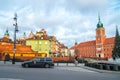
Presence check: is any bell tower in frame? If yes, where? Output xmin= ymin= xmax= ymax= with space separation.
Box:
xmin=96 ymin=15 xmax=106 ymax=58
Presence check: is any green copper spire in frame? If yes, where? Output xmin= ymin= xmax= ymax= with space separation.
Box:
xmin=4 ymin=29 xmax=9 ymax=36
xmin=97 ymin=14 xmax=103 ymax=28
xmin=75 ymin=40 xmax=77 ymax=45
xmin=23 ymin=32 xmax=26 ymax=39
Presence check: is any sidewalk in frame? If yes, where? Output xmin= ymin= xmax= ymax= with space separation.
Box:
xmin=0 ymin=61 xmax=21 ymax=66
xmin=55 ymin=63 xmax=120 ymax=74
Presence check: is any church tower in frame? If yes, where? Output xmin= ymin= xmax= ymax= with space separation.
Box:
xmin=23 ymin=32 xmax=26 ymax=39
xmin=4 ymin=29 xmax=9 ymax=38
xmin=96 ymin=15 xmax=106 ymax=58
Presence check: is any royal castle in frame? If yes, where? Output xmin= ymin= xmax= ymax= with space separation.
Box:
xmin=70 ymin=16 xmax=117 ymax=60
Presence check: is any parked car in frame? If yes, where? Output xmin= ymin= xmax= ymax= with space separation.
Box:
xmin=21 ymin=58 xmax=54 ymax=68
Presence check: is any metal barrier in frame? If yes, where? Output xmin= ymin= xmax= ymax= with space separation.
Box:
xmin=85 ymin=62 xmax=120 ymax=71
xmin=55 ymin=62 xmax=79 ymax=67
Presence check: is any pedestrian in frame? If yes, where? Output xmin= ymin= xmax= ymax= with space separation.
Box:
xmin=4 ymin=53 xmax=10 ymax=64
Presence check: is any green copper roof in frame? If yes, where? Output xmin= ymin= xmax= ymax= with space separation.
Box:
xmin=97 ymin=15 xmax=103 ymax=28
xmin=23 ymin=32 xmax=26 ymax=38
xmin=4 ymin=29 xmax=9 ymax=36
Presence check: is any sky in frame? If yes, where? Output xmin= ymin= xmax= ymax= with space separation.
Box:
xmin=0 ymin=0 xmax=120 ymax=48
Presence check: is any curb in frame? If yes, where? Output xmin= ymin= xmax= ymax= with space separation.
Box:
xmin=80 ymin=65 xmax=120 ymax=74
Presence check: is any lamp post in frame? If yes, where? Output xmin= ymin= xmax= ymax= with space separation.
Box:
xmin=49 ymin=38 xmax=52 ymax=58
xmin=12 ymin=13 xmax=18 ymax=64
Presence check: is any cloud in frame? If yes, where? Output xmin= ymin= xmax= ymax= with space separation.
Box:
xmin=0 ymin=0 xmax=120 ymax=48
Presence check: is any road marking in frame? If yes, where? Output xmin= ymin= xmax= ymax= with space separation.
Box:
xmin=0 ymin=78 xmax=24 ymax=80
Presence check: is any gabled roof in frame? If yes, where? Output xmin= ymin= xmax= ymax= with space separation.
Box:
xmin=28 ymin=31 xmax=35 ymax=39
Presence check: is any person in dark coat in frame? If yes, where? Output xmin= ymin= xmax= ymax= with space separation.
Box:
xmin=4 ymin=53 xmax=10 ymax=64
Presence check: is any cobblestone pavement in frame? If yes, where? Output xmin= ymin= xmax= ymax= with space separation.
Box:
xmin=0 ymin=61 xmax=120 ymax=74
xmin=55 ymin=66 xmax=97 ymax=73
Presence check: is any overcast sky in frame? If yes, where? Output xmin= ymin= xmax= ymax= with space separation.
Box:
xmin=0 ymin=0 xmax=120 ymax=48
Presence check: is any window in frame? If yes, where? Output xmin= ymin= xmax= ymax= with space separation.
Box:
xmin=27 ymin=42 xmax=30 ymax=45
xmin=45 ymin=42 xmax=48 ymax=44
xmin=104 ymin=49 xmax=106 ymax=51
xmin=40 ymin=58 xmax=44 ymax=61
xmin=46 ymin=58 xmax=52 ymax=61
xmin=33 ymin=58 xmax=40 ymax=61
xmin=39 ymin=47 xmax=41 ymax=50
xmin=39 ymin=42 xmax=41 ymax=44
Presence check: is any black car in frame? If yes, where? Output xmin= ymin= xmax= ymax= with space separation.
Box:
xmin=21 ymin=58 xmax=54 ymax=68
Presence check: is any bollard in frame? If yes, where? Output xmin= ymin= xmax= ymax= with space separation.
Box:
xmin=113 ymin=65 xmax=119 ymax=71
xmin=118 ymin=66 xmax=120 ymax=71
xmin=94 ymin=64 xmax=98 ymax=69
xmin=85 ymin=63 xmax=88 ymax=66
xmin=106 ymin=65 xmax=110 ymax=70
xmin=57 ymin=62 xmax=59 ymax=66
xmin=103 ymin=65 xmax=106 ymax=70
xmin=92 ymin=63 xmax=96 ymax=68
xmin=98 ymin=64 xmax=103 ymax=69
xmin=109 ymin=65 xmax=114 ymax=70
xmin=89 ymin=63 xmax=92 ymax=67
xmin=4 ymin=60 xmax=6 ymax=64
xmin=66 ymin=62 xmax=68 ymax=66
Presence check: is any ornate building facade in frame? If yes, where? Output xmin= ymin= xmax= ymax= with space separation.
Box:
xmin=0 ymin=29 xmax=69 ymax=61
xmin=0 ymin=29 xmax=39 ymax=61
xmin=26 ymin=29 xmax=69 ymax=57
xmin=70 ymin=16 xmax=115 ymax=60
xmin=26 ymin=29 xmax=51 ymax=57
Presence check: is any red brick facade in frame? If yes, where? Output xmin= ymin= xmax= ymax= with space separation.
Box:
xmin=70 ymin=16 xmax=115 ymax=60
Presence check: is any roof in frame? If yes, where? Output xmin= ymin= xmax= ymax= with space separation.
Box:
xmin=0 ymin=37 xmax=12 ymax=43
xmin=28 ymin=31 xmax=34 ymax=39
xmin=0 ymin=43 xmax=35 ymax=53
xmin=97 ymin=15 xmax=103 ymax=28
xmin=104 ymin=37 xmax=115 ymax=44
xmin=4 ymin=29 xmax=9 ymax=36
xmin=40 ymin=29 xmax=46 ymax=33
xmin=69 ymin=43 xmax=80 ymax=50
xmin=70 ymin=37 xmax=115 ymax=49
xmin=70 ymin=37 xmax=115 ymax=50
xmin=70 ymin=45 xmax=78 ymax=50
xmin=79 ymin=40 xmax=96 ymax=47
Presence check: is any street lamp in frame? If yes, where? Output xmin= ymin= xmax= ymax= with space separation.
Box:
xmin=12 ymin=13 xmax=19 ymax=64
xmin=49 ymin=38 xmax=52 ymax=58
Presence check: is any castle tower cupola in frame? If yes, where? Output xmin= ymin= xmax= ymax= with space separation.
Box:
xmin=97 ymin=15 xmax=103 ymax=28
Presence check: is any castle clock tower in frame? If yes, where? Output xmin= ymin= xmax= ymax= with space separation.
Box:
xmin=96 ymin=15 xmax=106 ymax=59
